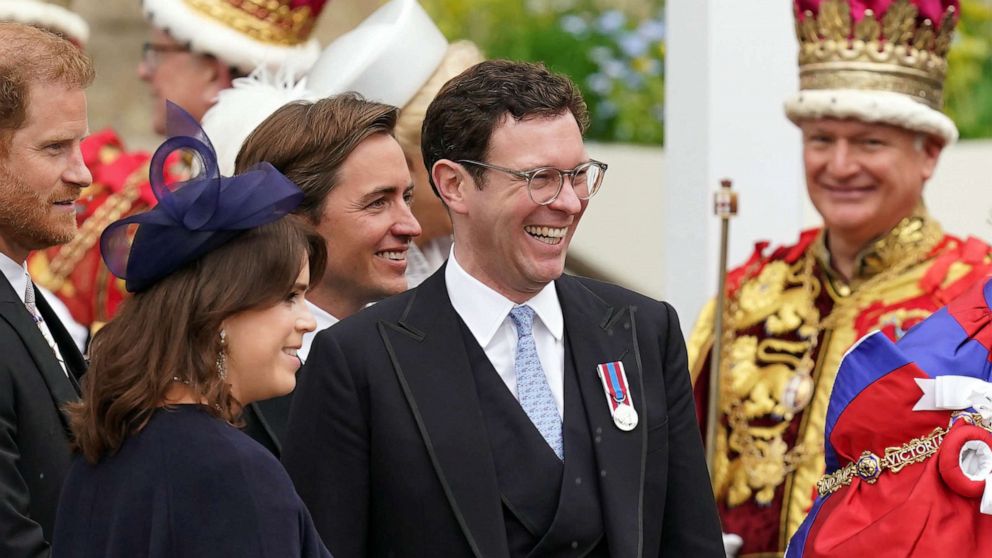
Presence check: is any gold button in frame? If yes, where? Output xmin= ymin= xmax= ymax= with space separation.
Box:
xmin=836 ymin=284 xmax=851 ymax=297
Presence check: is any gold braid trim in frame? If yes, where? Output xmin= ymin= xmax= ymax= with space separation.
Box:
xmin=704 ymin=207 xmax=949 ymax=550
xmin=816 ymin=413 xmax=990 ymax=497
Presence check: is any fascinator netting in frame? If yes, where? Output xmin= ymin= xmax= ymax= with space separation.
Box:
xmin=100 ymin=102 xmax=303 ymax=293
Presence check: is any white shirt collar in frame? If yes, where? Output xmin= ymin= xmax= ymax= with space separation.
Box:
xmin=0 ymin=252 xmax=28 ymax=304
xmin=445 ymin=245 xmax=563 ymax=348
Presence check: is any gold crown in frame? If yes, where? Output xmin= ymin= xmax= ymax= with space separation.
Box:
xmin=794 ymin=0 xmax=957 ymax=110
xmin=184 ymin=0 xmax=316 ymax=46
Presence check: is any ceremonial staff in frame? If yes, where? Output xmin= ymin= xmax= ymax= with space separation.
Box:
xmin=706 ymin=179 xmax=737 ymax=475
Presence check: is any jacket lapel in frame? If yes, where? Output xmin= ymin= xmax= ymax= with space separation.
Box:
xmin=0 ymin=280 xmax=80 ymax=431
xmin=556 ymin=275 xmax=646 ymax=558
xmin=34 ymin=286 xmax=85 ymax=389
xmin=378 ymin=267 xmax=510 ymax=558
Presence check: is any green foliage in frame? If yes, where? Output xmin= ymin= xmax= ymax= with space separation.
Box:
xmin=421 ymin=0 xmax=665 ymax=145
xmin=421 ymin=0 xmax=992 ymax=143
xmin=945 ymin=0 xmax=992 ymax=138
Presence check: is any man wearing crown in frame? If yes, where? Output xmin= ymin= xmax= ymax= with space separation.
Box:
xmin=20 ymin=0 xmax=327 ymax=340
xmin=686 ymin=1 xmax=992 ymax=556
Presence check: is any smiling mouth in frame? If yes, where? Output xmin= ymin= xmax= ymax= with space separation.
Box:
xmin=52 ymin=194 xmax=77 ymax=204
xmin=821 ymin=183 xmax=874 ymax=193
xmin=525 ymin=225 xmax=567 ymax=245
xmin=51 ymin=198 xmax=78 ymax=209
xmin=375 ymin=250 xmax=407 ymax=261
xmin=282 ymin=348 xmax=300 ymax=358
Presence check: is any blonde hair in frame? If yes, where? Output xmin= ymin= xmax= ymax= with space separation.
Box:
xmin=394 ymin=40 xmax=485 ymax=160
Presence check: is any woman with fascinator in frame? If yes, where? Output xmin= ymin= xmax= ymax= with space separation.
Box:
xmin=51 ymin=104 xmax=331 ymax=557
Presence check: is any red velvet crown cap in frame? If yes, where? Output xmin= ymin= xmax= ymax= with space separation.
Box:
xmin=785 ymin=0 xmax=961 ymax=143
xmin=794 ymin=0 xmax=959 ymax=26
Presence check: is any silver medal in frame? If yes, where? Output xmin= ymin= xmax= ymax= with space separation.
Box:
xmin=613 ymin=404 xmax=638 ymax=431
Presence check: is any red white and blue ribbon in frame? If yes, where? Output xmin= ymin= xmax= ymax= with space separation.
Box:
xmin=598 ymin=361 xmax=633 ymax=411
xmin=597 ymin=361 xmax=638 ymax=430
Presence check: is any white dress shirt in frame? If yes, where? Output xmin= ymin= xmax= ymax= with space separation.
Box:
xmin=445 ymin=247 xmax=565 ymax=417
xmin=0 ymin=252 xmax=29 ymax=306
xmin=299 ymin=299 xmax=339 ymax=364
xmin=0 ymin=254 xmax=88 ymax=353
xmin=0 ymin=252 xmax=70 ymax=376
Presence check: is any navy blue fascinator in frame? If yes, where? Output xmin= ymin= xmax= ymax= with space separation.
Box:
xmin=101 ymin=102 xmax=304 ymax=293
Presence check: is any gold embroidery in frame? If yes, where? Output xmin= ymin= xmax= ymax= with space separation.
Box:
xmin=781 ymin=212 xmax=944 ymax=541
xmin=714 ymin=211 xmax=945 ymax=519
xmin=183 ymin=0 xmax=314 ymax=47
xmin=733 ymin=261 xmax=791 ymax=328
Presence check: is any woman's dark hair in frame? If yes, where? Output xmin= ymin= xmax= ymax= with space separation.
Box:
xmin=67 ymin=215 xmax=326 ymax=463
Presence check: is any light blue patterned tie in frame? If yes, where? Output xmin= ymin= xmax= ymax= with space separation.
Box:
xmin=509 ymin=305 xmax=563 ymax=460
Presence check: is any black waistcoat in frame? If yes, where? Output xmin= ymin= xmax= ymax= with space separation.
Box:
xmin=458 ymin=320 xmax=608 ymax=558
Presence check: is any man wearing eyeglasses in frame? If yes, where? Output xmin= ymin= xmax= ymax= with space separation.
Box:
xmin=283 ymin=59 xmax=724 ymax=558
xmin=137 ymin=0 xmax=326 ymax=136
xmin=136 ymin=32 xmax=236 ymax=138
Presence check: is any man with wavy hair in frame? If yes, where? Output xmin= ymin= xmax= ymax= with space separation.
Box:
xmin=0 ymin=22 xmax=92 ymax=558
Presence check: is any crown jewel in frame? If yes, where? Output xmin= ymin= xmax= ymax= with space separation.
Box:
xmin=183 ymin=0 xmax=321 ymax=46
xmin=794 ymin=0 xmax=958 ymax=109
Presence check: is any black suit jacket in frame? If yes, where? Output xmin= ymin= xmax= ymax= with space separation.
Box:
xmin=0 ymin=277 xmax=85 ymax=557
xmin=282 ymin=268 xmax=723 ymax=557
xmin=242 ymin=395 xmax=292 ymax=457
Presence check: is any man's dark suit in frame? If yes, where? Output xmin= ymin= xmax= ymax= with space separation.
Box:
xmin=242 ymin=395 xmax=291 ymax=456
xmin=283 ymin=267 xmax=723 ymax=557
xmin=0 ymin=277 xmax=85 ymax=557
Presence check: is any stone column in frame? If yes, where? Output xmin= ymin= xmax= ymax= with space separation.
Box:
xmin=663 ymin=0 xmax=805 ymax=334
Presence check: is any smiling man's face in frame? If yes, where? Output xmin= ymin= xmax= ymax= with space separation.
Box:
xmin=313 ymin=132 xmax=421 ymax=317
xmin=453 ymin=111 xmax=589 ymax=302
xmin=0 ymin=81 xmax=91 ymax=262
xmin=800 ymin=118 xmax=941 ymax=248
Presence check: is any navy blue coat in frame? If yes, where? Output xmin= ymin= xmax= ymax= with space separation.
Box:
xmin=54 ymin=405 xmax=331 ymax=558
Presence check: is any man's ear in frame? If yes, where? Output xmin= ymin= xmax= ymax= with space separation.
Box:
xmin=919 ymin=135 xmax=943 ymax=181
xmin=432 ymin=159 xmax=470 ymax=215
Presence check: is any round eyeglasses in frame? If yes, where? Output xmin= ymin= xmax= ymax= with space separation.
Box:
xmin=141 ymin=42 xmax=190 ymax=73
xmin=458 ymin=159 xmax=608 ymax=205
